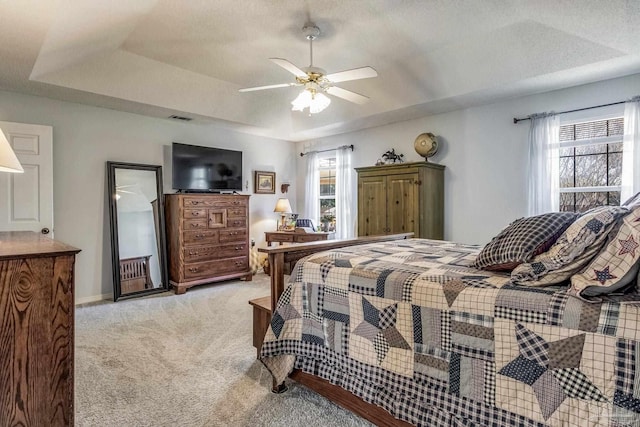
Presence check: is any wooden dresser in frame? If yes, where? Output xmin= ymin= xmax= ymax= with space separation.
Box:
xmin=0 ymin=231 xmax=80 ymax=427
xmin=165 ymin=194 xmax=252 ymax=294
xmin=356 ymin=162 xmax=444 ymax=239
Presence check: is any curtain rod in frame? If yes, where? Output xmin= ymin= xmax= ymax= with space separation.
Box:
xmin=513 ymin=100 xmax=628 ymax=124
xmin=300 ymin=144 xmax=354 ymax=157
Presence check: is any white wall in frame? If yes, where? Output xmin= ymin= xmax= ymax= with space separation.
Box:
xmin=0 ymin=90 xmax=297 ymax=303
xmin=297 ymin=73 xmax=640 ymax=245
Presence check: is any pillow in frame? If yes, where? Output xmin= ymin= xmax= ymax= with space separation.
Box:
xmin=622 ymin=191 xmax=640 ymax=208
xmin=570 ymin=203 xmax=640 ymax=298
xmin=511 ymin=205 xmax=629 ymax=286
xmin=471 ymin=212 xmax=578 ymax=271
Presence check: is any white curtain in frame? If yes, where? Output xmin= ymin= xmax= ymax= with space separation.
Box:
xmin=527 ymin=113 xmax=560 ymax=215
xmin=335 ymin=146 xmax=356 ymax=239
xmin=304 ymin=152 xmax=320 ymax=227
xmin=621 ymin=96 xmax=640 ymax=203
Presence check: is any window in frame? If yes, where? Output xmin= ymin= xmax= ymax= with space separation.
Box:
xmin=318 ymin=156 xmax=336 ymax=231
xmin=559 ymin=117 xmax=624 ymax=212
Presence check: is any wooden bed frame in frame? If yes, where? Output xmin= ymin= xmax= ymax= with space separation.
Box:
xmin=255 ymin=233 xmax=414 ymax=427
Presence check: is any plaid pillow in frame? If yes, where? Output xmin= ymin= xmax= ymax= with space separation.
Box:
xmin=570 ymin=204 xmax=640 ymax=298
xmin=471 ymin=212 xmax=578 ymax=271
xmin=511 ymin=205 xmax=629 ymax=286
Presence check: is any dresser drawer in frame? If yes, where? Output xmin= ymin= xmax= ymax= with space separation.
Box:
xmin=219 ymin=228 xmax=247 ymax=243
xmin=227 ymin=207 xmax=247 ymax=218
xmin=183 ymin=230 xmax=218 ymax=245
xmin=183 ymin=242 xmax=248 ymax=263
xmin=268 ymin=233 xmax=294 ymax=243
xmin=227 ymin=218 xmax=246 ymax=228
xmin=183 ymin=209 xmax=206 ymax=219
xmin=295 ymin=234 xmax=329 ymax=243
xmin=214 ymin=198 xmax=248 ymax=208
xmin=182 ymin=197 xmax=219 ymax=207
xmin=184 ymin=256 xmax=248 ymax=279
xmin=183 ymin=219 xmax=208 ymax=230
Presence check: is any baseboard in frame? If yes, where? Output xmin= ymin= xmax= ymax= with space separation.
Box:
xmin=75 ymin=293 xmax=112 ymax=306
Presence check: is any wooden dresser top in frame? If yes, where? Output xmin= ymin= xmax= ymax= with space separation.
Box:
xmin=0 ymin=231 xmax=80 ymax=260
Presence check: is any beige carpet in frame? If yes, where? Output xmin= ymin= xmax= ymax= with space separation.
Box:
xmin=75 ymin=273 xmax=372 ymax=426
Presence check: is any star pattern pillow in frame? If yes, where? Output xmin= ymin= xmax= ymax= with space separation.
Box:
xmin=511 ymin=205 xmax=629 ymax=286
xmin=570 ymin=203 xmax=640 ymax=298
xmin=472 ymin=212 xmax=578 ymax=271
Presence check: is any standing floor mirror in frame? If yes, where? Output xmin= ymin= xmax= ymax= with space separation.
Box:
xmin=107 ymin=162 xmax=169 ymax=301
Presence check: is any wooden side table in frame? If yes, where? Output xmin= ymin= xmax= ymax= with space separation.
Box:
xmin=265 ymin=230 xmax=333 ymax=246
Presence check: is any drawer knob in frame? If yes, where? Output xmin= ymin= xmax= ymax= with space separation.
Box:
xmin=193 ymin=211 xmax=200 ymax=216
xmin=191 ymin=201 xmax=200 ymax=205
xmin=189 ymin=251 xmax=199 ymax=255
xmin=191 ymin=223 xmax=198 ymax=227
xmin=196 ymin=234 xmax=204 ymax=238
xmin=189 ymin=267 xmax=199 ymax=272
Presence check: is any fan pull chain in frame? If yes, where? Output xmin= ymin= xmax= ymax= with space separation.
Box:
xmin=309 ymin=37 xmax=313 ymax=67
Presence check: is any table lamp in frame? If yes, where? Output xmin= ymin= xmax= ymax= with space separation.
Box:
xmin=0 ymin=129 xmax=23 ymax=173
xmin=273 ymin=198 xmax=292 ymax=230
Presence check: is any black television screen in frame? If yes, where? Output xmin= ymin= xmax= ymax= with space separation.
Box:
xmin=172 ymin=143 xmax=243 ymax=192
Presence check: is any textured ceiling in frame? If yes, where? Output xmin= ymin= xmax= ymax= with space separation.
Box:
xmin=1 ymin=0 xmax=639 ymax=141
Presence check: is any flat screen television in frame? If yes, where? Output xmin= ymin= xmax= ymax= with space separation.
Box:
xmin=172 ymin=143 xmax=243 ymax=192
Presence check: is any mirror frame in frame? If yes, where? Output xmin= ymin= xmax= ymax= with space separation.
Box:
xmin=107 ymin=161 xmax=169 ymax=301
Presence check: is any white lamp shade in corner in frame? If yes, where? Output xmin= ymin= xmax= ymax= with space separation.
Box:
xmin=0 ymin=129 xmax=23 ymax=173
xmin=273 ymin=198 xmax=292 ymax=213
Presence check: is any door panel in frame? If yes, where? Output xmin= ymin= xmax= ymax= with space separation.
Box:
xmin=358 ymin=176 xmax=386 ymax=236
xmin=387 ymin=173 xmax=418 ymax=235
xmin=0 ymin=121 xmax=53 ymax=234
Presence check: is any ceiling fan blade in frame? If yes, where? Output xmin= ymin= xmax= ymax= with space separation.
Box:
xmin=269 ymin=58 xmax=308 ymax=79
xmin=326 ymin=86 xmax=370 ymax=105
xmin=325 ymin=66 xmax=377 ymax=83
xmin=239 ymin=83 xmax=296 ymax=92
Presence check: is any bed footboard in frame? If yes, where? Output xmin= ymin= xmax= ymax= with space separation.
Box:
xmin=255 ymin=233 xmax=414 ymax=422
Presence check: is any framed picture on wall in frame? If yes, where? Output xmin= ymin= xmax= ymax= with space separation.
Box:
xmin=254 ymin=171 xmax=275 ymax=194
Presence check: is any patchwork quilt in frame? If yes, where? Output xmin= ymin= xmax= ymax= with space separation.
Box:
xmin=260 ymin=239 xmax=640 ymax=427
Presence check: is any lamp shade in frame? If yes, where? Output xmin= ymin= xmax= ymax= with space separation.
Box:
xmin=273 ymin=198 xmax=292 ymax=213
xmin=291 ymin=86 xmax=331 ymax=115
xmin=0 ymin=129 xmax=23 ymax=173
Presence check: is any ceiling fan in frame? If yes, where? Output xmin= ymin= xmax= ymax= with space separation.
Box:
xmin=239 ymin=23 xmax=377 ymax=114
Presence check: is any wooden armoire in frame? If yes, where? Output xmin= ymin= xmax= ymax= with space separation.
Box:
xmin=356 ymin=162 xmax=444 ymax=239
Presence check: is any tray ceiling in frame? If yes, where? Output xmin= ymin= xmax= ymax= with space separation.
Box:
xmin=1 ymin=0 xmax=639 ymax=141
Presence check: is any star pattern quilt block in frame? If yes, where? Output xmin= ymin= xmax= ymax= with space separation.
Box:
xmin=495 ymin=319 xmax=616 ymax=424
xmin=349 ymin=293 xmax=414 ymax=376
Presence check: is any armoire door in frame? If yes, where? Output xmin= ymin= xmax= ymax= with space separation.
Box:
xmin=358 ymin=175 xmax=387 ymax=236
xmin=386 ymin=173 xmax=419 ymax=235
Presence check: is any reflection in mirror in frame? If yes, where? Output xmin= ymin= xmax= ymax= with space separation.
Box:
xmin=107 ymin=162 xmax=169 ymax=301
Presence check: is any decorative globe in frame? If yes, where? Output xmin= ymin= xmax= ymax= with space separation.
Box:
xmin=414 ymin=132 xmax=438 ymax=161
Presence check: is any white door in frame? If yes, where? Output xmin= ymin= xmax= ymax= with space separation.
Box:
xmin=0 ymin=121 xmax=53 ymax=235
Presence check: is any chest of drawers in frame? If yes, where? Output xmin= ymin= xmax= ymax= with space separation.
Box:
xmin=165 ymin=194 xmax=252 ymax=294
xmin=0 ymin=232 xmax=79 ymax=426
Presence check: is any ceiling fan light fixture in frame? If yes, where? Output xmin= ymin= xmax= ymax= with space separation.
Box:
xmin=240 ymin=21 xmax=376 ymax=113
xmin=309 ymin=92 xmax=331 ymax=114
xmin=291 ymin=86 xmax=331 ymax=115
